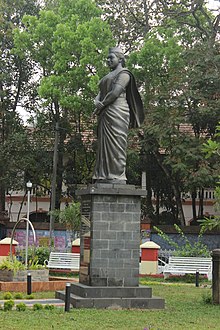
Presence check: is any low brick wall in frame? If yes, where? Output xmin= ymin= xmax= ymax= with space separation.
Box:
xmin=0 ymin=269 xmax=49 ymax=282
xmin=0 ymin=279 xmax=77 ymax=292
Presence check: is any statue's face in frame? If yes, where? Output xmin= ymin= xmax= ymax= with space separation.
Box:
xmin=107 ymin=52 xmax=120 ymax=70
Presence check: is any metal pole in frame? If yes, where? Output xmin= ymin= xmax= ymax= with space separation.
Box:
xmin=195 ymin=270 xmax=199 ymax=287
xmin=65 ymin=282 xmax=71 ymax=312
xmin=25 ymin=188 xmax=31 ymax=267
xmin=10 ymin=218 xmax=36 ymax=261
xmin=27 ymin=272 xmax=32 ymax=295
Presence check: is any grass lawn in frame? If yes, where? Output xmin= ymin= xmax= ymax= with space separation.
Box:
xmin=0 ymin=282 xmax=219 ymax=330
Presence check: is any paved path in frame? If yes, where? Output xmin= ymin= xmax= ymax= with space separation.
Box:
xmin=0 ymin=298 xmax=65 ymax=307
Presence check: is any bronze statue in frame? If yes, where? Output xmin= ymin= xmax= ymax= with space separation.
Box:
xmin=93 ymin=47 xmax=144 ymax=184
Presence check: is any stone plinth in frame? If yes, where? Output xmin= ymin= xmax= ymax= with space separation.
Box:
xmin=56 ymin=183 xmax=165 ymax=309
xmin=79 ymin=183 xmax=142 ymax=287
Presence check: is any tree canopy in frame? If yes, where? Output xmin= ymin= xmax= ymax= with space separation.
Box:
xmin=1 ymin=0 xmax=219 ymax=226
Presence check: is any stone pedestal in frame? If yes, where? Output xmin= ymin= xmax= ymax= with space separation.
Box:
xmin=212 ymin=249 xmax=220 ymax=304
xmin=56 ymin=183 xmax=165 ymax=309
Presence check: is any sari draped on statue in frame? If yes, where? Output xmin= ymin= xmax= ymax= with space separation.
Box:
xmin=93 ymin=68 xmax=144 ymax=182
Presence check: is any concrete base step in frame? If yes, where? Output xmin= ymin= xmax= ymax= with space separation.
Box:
xmin=56 ymin=283 xmax=165 ymax=309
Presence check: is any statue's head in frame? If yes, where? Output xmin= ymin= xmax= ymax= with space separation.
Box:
xmin=108 ymin=47 xmax=125 ymax=67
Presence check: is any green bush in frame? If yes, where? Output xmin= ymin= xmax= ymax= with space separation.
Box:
xmin=16 ymin=303 xmax=26 ymax=311
xmin=0 ymin=257 xmax=26 ymax=273
xmin=26 ymin=294 xmax=35 ymax=299
xmin=202 ymin=291 xmax=213 ymax=304
xmin=14 ymin=292 xmax=23 ymax=299
xmin=165 ymin=274 xmax=208 ymax=283
xmin=3 ymin=292 xmax=13 ymax=300
xmin=44 ymin=304 xmax=55 ymax=310
xmin=35 ymin=247 xmax=50 ymax=265
xmin=33 ymin=303 xmax=43 ymax=310
xmin=16 ymin=246 xmax=47 ymax=268
xmin=4 ymin=300 xmax=15 ymax=311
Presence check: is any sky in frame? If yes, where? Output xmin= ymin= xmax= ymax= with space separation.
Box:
xmin=208 ymin=0 xmax=220 ymax=11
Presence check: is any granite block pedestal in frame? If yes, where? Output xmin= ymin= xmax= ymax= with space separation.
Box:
xmin=56 ymin=183 xmax=165 ymax=309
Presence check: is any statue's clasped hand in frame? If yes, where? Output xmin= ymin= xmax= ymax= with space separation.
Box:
xmin=93 ymin=100 xmax=105 ymax=116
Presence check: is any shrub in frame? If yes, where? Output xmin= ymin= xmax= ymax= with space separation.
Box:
xmin=33 ymin=303 xmax=43 ymax=310
xmin=165 ymin=274 xmax=208 ymax=283
xmin=14 ymin=292 xmax=23 ymax=299
xmin=16 ymin=303 xmax=26 ymax=311
xmin=4 ymin=300 xmax=15 ymax=311
xmin=3 ymin=292 xmax=13 ymax=300
xmin=44 ymin=304 xmax=55 ymax=310
xmin=34 ymin=247 xmax=50 ymax=265
xmin=202 ymin=291 xmax=212 ymax=304
xmin=0 ymin=257 xmax=25 ymax=273
xmin=26 ymin=294 xmax=35 ymax=299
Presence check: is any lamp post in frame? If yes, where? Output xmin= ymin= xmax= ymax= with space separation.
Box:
xmin=25 ymin=181 xmax=32 ymax=267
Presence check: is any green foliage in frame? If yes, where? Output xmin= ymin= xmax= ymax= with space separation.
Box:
xmin=199 ymin=123 xmax=220 ymax=232
xmin=18 ymin=246 xmax=49 ymax=267
xmin=3 ymin=292 xmax=13 ymax=300
xmin=27 ymin=258 xmax=45 ymax=270
xmin=14 ymin=292 xmax=23 ymax=299
xmin=165 ymin=274 xmax=208 ymax=284
xmin=33 ymin=303 xmax=43 ymax=311
xmin=44 ymin=304 xmax=55 ymax=310
xmin=35 ymin=247 xmax=50 ymax=265
xmin=16 ymin=303 xmax=26 ymax=311
xmin=0 ymin=257 xmax=26 ymax=273
xmin=201 ymin=291 xmax=212 ymax=305
xmin=154 ymin=224 xmax=211 ymax=257
xmin=0 ymin=0 xmax=41 ymax=207
xmin=127 ymin=3 xmax=220 ymax=225
xmin=3 ymin=300 xmax=15 ymax=311
xmin=11 ymin=0 xmax=114 ymax=200
xmin=26 ymin=294 xmax=35 ymax=300
xmin=51 ymin=202 xmax=81 ymax=235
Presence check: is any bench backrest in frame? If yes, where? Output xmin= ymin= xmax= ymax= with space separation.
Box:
xmin=47 ymin=252 xmax=80 ymax=269
xmin=168 ymin=257 xmax=212 ymax=271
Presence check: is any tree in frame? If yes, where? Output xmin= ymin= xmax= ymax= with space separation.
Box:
xmin=13 ymin=0 xmax=114 ymax=211
xmin=0 ymin=0 xmax=40 ymax=212
xmin=200 ymin=123 xmax=220 ymax=231
xmin=96 ymin=0 xmax=155 ymax=51
xmin=127 ymin=3 xmax=220 ymax=225
xmin=51 ymin=201 xmax=81 ymax=241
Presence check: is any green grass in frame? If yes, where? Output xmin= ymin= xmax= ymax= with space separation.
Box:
xmin=0 ymin=291 xmax=55 ymax=300
xmin=0 ymin=283 xmax=219 ymax=330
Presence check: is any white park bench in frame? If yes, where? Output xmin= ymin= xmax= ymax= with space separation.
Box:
xmin=163 ymin=256 xmax=212 ymax=280
xmin=44 ymin=252 xmax=80 ymax=271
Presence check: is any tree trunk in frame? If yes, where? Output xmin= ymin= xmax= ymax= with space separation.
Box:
xmin=191 ymin=189 xmax=197 ymax=222
xmin=153 ymin=150 xmax=186 ymax=225
xmin=198 ymin=188 xmax=204 ymax=219
xmin=0 ymin=186 xmax=5 ymax=212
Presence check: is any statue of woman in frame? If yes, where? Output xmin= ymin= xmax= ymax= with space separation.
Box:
xmin=93 ymin=47 xmax=144 ymax=184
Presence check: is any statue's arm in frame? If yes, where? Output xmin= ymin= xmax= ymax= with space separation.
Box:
xmin=95 ymin=72 xmax=130 ymax=113
xmin=93 ymin=92 xmax=103 ymax=115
